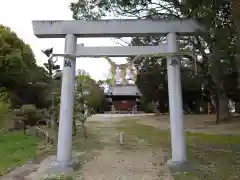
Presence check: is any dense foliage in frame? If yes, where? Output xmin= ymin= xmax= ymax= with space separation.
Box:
xmin=0 ymin=25 xmax=105 ymax=131
xmin=0 ymin=25 xmax=50 ymax=108
xmin=70 ymin=0 xmax=240 ymax=121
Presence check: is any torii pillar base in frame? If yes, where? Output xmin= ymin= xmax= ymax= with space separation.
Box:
xmin=43 ymin=157 xmax=81 ymax=179
xmin=44 ymin=165 xmax=73 ymax=179
xmin=167 ymin=159 xmax=193 ymax=171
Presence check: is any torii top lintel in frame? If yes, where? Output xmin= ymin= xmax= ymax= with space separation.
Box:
xmin=32 ymin=19 xmax=204 ymax=38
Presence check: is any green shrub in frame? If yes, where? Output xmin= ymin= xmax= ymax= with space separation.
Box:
xmin=20 ymin=104 xmax=39 ymax=132
xmin=20 ymin=104 xmax=37 ymax=114
xmin=11 ymin=106 xmax=44 ymax=131
xmin=10 ymin=109 xmax=24 ymax=130
xmin=0 ymin=90 xmax=11 ymax=127
xmin=141 ymin=102 xmax=154 ymax=113
xmin=36 ymin=108 xmax=45 ymax=121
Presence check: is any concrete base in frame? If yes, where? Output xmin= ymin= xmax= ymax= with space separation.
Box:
xmin=167 ymin=159 xmax=193 ymax=172
xmin=43 ymin=163 xmax=73 ymax=180
xmin=43 ymin=158 xmax=81 ymax=180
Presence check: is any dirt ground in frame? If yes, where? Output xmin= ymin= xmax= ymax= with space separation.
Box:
xmin=74 ymin=115 xmax=174 ymax=180
xmin=136 ymin=114 xmax=240 ymax=135
xmin=2 ymin=113 xmax=240 ymax=180
xmin=1 ymin=114 xmax=174 ymax=180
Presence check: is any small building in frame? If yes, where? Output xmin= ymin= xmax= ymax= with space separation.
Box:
xmin=105 ymin=84 xmax=141 ymax=113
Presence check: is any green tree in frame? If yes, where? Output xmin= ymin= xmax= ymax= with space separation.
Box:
xmin=183 ymin=0 xmax=236 ymax=122
xmin=0 ymin=25 xmax=34 ymax=87
xmin=75 ymin=69 xmax=104 ymax=112
xmin=42 ymin=48 xmax=60 ymax=129
xmin=73 ymin=69 xmax=104 ymax=136
xmin=0 ymin=25 xmax=50 ymax=108
xmin=229 ymin=0 xmax=240 ymax=112
xmin=70 ymin=0 xmax=236 ymax=122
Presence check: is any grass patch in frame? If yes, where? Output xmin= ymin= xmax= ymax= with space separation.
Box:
xmin=117 ymin=120 xmax=240 ymax=180
xmin=117 ymin=120 xmax=170 ymax=150
xmin=72 ymin=132 xmax=104 ymax=151
xmin=0 ymin=131 xmax=41 ymax=175
xmin=86 ymin=121 xmax=102 ymax=125
xmin=71 ymin=126 xmax=105 ymax=166
xmin=33 ymin=125 xmax=105 ymax=161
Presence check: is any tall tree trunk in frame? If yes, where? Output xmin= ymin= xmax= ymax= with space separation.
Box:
xmin=217 ymin=93 xmax=229 ymax=123
xmin=235 ymin=102 xmax=240 ymax=114
xmin=232 ymin=0 xmax=240 ymax=112
xmin=211 ymin=45 xmax=229 ymax=123
xmin=152 ymin=101 xmax=160 ymax=115
xmin=215 ymin=83 xmax=229 ymax=124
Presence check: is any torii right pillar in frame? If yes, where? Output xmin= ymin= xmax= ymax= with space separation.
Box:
xmin=166 ymin=33 xmax=187 ymax=167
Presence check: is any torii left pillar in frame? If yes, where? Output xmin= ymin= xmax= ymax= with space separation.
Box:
xmin=55 ymin=34 xmax=76 ymax=169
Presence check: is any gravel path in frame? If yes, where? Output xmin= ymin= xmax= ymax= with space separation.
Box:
xmin=76 ymin=148 xmax=173 ymax=180
xmin=76 ymin=114 xmax=174 ymax=180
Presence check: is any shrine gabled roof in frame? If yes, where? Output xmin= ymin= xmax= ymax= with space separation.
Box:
xmin=108 ymin=84 xmax=141 ymax=96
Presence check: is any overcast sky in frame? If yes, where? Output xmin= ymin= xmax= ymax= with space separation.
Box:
xmin=0 ymin=0 xmax=128 ymax=81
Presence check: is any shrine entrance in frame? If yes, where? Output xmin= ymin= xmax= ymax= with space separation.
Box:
xmin=32 ymin=19 xmax=203 ymax=170
xmin=114 ymin=99 xmax=134 ymax=111
xmin=106 ymin=84 xmax=141 ymax=113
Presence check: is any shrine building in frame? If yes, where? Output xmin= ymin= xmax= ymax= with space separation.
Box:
xmin=105 ymin=84 xmax=141 ymax=113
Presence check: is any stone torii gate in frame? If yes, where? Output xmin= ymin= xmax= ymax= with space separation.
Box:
xmin=32 ymin=19 xmax=203 ymax=171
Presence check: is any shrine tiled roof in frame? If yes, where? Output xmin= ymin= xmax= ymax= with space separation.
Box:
xmin=108 ymin=84 xmax=141 ymax=96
